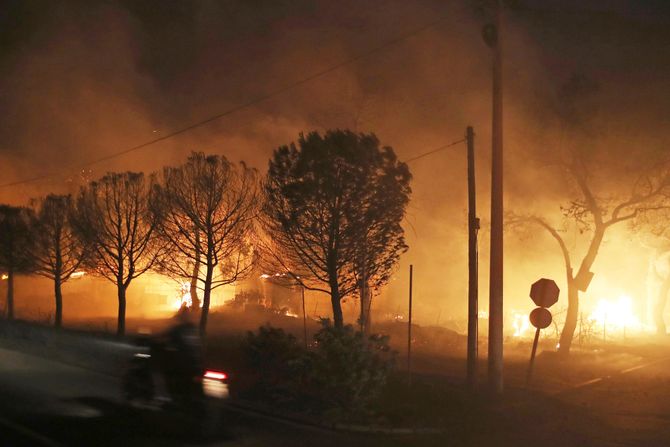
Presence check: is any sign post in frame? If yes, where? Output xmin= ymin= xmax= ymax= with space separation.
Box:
xmin=526 ymin=307 xmax=552 ymax=385
xmin=526 ymin=278 xmax=560 ymax=386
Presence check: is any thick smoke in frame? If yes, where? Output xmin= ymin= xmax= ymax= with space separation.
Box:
xmin=1 ymin=0 xmax=669 ymax=328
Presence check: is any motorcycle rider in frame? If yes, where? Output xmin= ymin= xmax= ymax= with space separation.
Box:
xmin=154 ymin=304 xmax=204 ymax=405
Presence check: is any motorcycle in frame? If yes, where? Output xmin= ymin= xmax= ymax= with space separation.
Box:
xmin=122 ymin=335 xmax=230 ymax=438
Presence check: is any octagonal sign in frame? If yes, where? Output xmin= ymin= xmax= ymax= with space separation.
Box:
xmin=530 ymin=278 xmax=559 ymax=308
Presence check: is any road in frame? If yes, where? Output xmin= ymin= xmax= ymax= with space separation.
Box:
xmin=0 ymin=346 xmax=178 ymax=446
xmin=1 ymin=343 xmax=670 ymax=446
xmin=554 ymin=355 xmax=670 ymax=446
xmin=0 ymin=346 xmax=414 ymax=447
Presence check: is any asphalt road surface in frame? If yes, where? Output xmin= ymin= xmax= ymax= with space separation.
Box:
xmin=2 ymin=344 xmax=670 ymax=447
xmin=554 ymin=355 xmax=670 ymax=446
xmin=0 ymin=346 xmax=411 ymax=447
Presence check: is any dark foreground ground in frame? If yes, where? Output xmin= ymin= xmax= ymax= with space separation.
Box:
xmin=1 ymin=337 xmax=670 ymax=447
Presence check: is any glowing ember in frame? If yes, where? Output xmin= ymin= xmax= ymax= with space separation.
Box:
xmin=260 ymin=272 xmax=289 ymax=279
xmin=0 ymin=274 xmax=7 ymax=280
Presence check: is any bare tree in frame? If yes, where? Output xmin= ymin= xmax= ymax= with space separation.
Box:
xmin=509 ymin=157 xmax=670 ymax=355
xmin=73 ymin=172 xmax=159 ymax=336
xmin=510 ymin=74 xmax=670 ymax=354
xmin=0 ymin=205 xmax=33 ymax=320
xmin=151 ymin=152 xmax=259 ymax=335
xmin=30 ymin=194 xmax=88 ymax=327
xmin=261 ymin=130 xmax=411 ymax=329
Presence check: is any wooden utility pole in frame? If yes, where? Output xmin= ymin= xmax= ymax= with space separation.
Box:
xmin=407 ymin=264 xmax=414 ymax=386
xmin=487 ymin=0 xmax=504 ymax=395
xmin=466 ymin=126 xmax=479 ymax=390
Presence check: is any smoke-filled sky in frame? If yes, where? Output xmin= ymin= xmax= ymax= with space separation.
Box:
xmin=2 ymin=0 xmax=670 ymax=326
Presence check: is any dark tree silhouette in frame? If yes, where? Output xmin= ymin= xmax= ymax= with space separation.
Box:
xmin=151 ymin=152 xmax=258 ymax=335
xmin=73 ymin=172 xmax=159 ymax=336
xmin=30 ymin=194 xmax=88 ymax=327
xmin=262 ymin=130 xmax=411 ymax=328
xmin=0 ymin=205 xmax=33 ymax=320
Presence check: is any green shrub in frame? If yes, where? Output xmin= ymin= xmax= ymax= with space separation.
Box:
xmin=243 ymin=325 xmax=305 ymax=391
xmin=243 ymin=322 xmax=395 ymax=419
xmin=306 ymin=322 xmax=394 ymax=415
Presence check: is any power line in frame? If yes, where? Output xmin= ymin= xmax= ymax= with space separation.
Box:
xmin=0 ymin=9 xmax=468 ymax=190
xmin=404 ymin=138 xmax=466 ymax=163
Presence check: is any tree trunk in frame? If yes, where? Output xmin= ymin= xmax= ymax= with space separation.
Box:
xmin=190 ymin=277 xmax=200 ymax=311
xmin=559 ymin=227 xmax=605 ymax=356
xmin=54 ymin=277 xmax=63 ymax=328
xmin=330 ymin=282 xmax=343 ymax=328
xmin=190 ymin=228 xmax=201 ymax=311
xmin=359 ymin=283 xmax=371 ymax=334
xmin=655 ymin=272 xmax=670 ymax=335
xmin=558 ymin=278 xmax=579 ymax=355
xmin=117 ymin=283 xmax=126 ymax=336
xmin=54 ymin=248 xmax=63 ymax=327
xmin=359 ymin=283 xmax=366 ymax=332
xmin=199 ymin=262 xmax=213 ymax=336
xmin=6 ymin=269 xmax=14 ymax=320
xmin=190 ymin=264 xmax=201 ymax=312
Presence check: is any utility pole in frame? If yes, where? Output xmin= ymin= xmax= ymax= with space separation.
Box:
xmin=407 ymin=264 xmax=413 ymax=386
xmin=466 ymin=126 xmax=479 ymax=390
xmin=485 ymin=0 xmax=504 ymax=395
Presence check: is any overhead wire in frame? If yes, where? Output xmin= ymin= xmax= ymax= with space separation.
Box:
xmin=404 ymin=138 xmax=466 ymax=164
xmin=0 ymin=6 xmax=472 ymax=189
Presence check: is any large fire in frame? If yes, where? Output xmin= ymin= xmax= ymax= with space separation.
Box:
xmin=509 ymin=293 xmax=645 ymax=341
xmin=173 ymin=281 xmax=193 ymax=310
xmin=588 ymin=294 xmax=642 ymax=334
xmin=512 ymin=311 xmax=530 ymax=337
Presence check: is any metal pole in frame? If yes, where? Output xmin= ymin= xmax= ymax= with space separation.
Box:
xmin=301 ymin=286 xmax=308 ymax=349
xmin=408 ymin=264 xmax=413 ymax=386
xmin=487 ymin=0 xmax=504 ymax=396
xmin=467 ymin=126 xmax=479 ymax=390
xmin=526 ymin=327 xmax=541 ymax=386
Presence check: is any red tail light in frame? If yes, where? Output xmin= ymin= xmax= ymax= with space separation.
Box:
xmin=204 ymin=370 xmax=227 ymax=380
